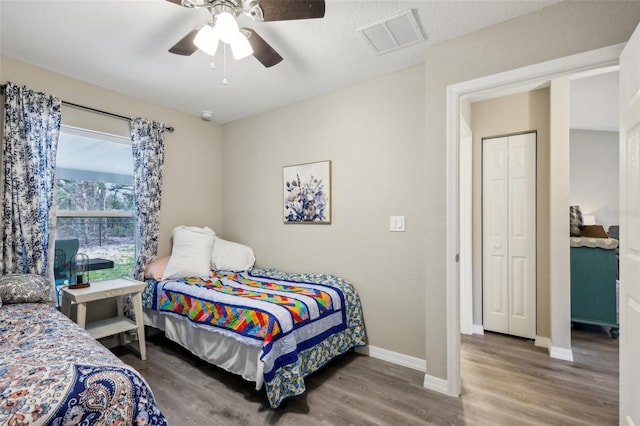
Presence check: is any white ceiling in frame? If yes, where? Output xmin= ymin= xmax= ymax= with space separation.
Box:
xmin=0 ymin=0 xmax=560 ymax=124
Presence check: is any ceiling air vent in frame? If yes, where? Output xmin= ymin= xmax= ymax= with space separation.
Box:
xmin=358 ymin=9 xmax=425 ymax=55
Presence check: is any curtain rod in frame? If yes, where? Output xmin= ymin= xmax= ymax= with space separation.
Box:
xmin=62 ymin=101 xmax=175 ymax=133
xmin=0 ymin=83 xmax=175 ymax=133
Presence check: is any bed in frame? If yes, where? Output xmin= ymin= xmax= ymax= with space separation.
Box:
xmin=142 ymin=267 xmax=366 ymax=408
xmin=0 ymin=275 xmax=167 ymax=425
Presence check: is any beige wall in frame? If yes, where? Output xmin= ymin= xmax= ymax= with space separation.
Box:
xmin=222 ymin=65 xmax=427 ymax=359
xmin=224 ymin=0 xmax=640 ymax=378
xmin=0 ymin=56 xmax=224 ymax=257
xmin=471 ymin=89 xmax=551 ymax=338
xmin=424 ymin=1 xmax=640 ymax=378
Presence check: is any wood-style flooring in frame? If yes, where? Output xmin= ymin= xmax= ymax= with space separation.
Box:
xmin=114 ymin=324 xmax=618 ymax=425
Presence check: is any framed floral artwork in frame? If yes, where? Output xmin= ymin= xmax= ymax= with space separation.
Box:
xmin=283 ymin=160 xmax=331 ymax=224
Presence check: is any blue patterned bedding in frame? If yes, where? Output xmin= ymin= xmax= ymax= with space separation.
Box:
xmin=0 ymin=303 xmax=167 ymax=425
xmin=143 ymin=268 xmax=366 ymax=407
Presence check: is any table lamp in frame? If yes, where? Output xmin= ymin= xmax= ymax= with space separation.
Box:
xmin=69 ymin=253 xmax=91 ymax=289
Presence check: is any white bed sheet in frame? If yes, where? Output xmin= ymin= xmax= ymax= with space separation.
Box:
xmin=144 ymin=309 xmax=264 ymax=389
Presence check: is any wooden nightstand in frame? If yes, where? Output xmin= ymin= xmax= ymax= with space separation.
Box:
xmin=61 ymin=277 xmax=147 ymax=360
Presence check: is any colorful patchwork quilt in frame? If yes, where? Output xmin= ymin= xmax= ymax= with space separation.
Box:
xmin=0 ymin=303 xmax=167 ymax=426
xmin=143 ymin=268 xmax=366 ymax=407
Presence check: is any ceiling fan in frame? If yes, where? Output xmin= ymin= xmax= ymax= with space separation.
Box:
xmin=166 ymin=0 xmax=326 ymax=68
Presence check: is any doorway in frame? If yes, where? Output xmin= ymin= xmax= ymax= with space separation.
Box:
xmin=569 ymin=70 xmax=620 ymax=236
xmin=458 ymin=71 xmax=619 ymax=339
xmin=444 ymin=44 xmax=624 ymax=397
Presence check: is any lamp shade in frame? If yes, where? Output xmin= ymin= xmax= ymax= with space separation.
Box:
xmin=230 ymin=31 xmax=253 ymax=59
xmin=216 ymin=12 xmax=239 ymax=44
xmin=583 ymin=215 xmax=596 ymax=225
xmin=194 ymin=25 xmax=219 ymax=56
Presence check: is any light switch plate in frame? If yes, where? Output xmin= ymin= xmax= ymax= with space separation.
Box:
xmin=390 ymin=216 xmax=405 ymax=232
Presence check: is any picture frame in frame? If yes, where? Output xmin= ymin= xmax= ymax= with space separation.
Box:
xmin=283 ymin=160 xmax=331 ymax=224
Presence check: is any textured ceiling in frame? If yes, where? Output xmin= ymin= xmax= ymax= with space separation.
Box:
xmin=1 ymin=0 xmax=560 ymax=123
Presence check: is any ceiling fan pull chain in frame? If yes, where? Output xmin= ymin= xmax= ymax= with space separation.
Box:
xmin=222 ymin=43 xmax=228 ymax=85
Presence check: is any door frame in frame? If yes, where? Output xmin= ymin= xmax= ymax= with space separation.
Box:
xmin=459 ymin=116 xmax=473 ymax=336
xmin=442 ymin=43 xmax=624 ymax=397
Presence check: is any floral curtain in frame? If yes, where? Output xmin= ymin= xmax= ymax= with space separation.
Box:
xmin=130 ymin=118 xmax=165 ymax=281
xmin=1 ymin=82 xmax=61 ymax=286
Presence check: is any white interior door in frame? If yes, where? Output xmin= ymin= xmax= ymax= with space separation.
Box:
xmin=483 ymin=133 xmax=536 ymax=339
xmin=483 ymin=136 xmax=509 ymax=334
xmin=506 ymin=133 xmax=537 ymax=339
xmin=619 ymin=22 xmax=640 ymax=426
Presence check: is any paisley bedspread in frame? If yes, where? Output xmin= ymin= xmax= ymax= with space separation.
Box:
xmin=143 ymin=268 xmax=366 ymax=407
xmin=0 ymin=303 xmax=167 ymax=426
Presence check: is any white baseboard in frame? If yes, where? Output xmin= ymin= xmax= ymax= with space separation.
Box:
xmin=357 ymin=346 xmax=461 ymax=398
xmin=355 ymin=345 xmax=426 ymax=373
xmin=535 ymin=336 xmax=551 ymax=349
xmin=549 ymin=346 xmax=574 ymax=362
xmin=423 ymin=373 xmax=458 ymax=396
xmin=472 ymin=324 xmax=484 ymax=335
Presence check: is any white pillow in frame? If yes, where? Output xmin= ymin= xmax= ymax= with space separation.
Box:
xmin=211 ymin=237 xmax=255 ymax=271
xmin=164 ymin=226 xmax=216 ymax=279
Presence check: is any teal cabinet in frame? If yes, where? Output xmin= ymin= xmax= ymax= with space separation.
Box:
xmin=570 ymin=246 xmax=618 ymax=337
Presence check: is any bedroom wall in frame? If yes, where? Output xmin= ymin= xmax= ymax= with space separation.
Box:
xmin=220 ymin=1 xmax=639 ymax=379
xmin=0 ymin=56 xmax=224 ymax=257
xmin=423 ymin=1 xmax=639 ymax=380
xmin=470 ymin=89 xmax=551 ymax=338
xmin=222 ymin=65 xmax=427 ymax=360
xmin=569 ymin=129 xmax=619 ymax=230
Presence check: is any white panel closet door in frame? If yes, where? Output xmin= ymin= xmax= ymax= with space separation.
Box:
xmin=506 ymin=133 xmax=537 ymax=338
xmin=483 ymin=136 xmax=509 ymax=334
xmin=483 ymin=133 xmax=536 ymax=339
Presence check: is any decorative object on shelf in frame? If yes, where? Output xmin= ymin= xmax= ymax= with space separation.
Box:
xmin=283 ymin=160 xmax=331 ymax=224
xmin=69 ymin=253 xmax=91 ymax=289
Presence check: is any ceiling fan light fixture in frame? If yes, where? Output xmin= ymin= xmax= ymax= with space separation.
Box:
xmin=216 ymin=11 xmax=239 ymax=44
xmin=230 ymin=31 xmax=253 ymax=59
xmin=194 ymin=24 xmax=219 ymax=56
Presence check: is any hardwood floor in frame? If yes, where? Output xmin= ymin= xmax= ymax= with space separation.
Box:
xmin=115 ymin=325 xmax=618 ymax=425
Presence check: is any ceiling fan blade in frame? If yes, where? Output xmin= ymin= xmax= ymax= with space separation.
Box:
xmin=257 ymin=0 xmax=325 ymax=22
xmin=169 ymin=28 xmax=200 ymax=56
xmin=243 ymin=28 xmax=283 ymax=68
xmin=165 ymin=0 xmax=183 ymax=5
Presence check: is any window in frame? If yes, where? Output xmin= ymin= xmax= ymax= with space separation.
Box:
xmin=55 ymin=126 xmax=135 ymax=282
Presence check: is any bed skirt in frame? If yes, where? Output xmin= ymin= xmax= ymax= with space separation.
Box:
xmin=144 ymin=309 xmax=264 ymax=387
